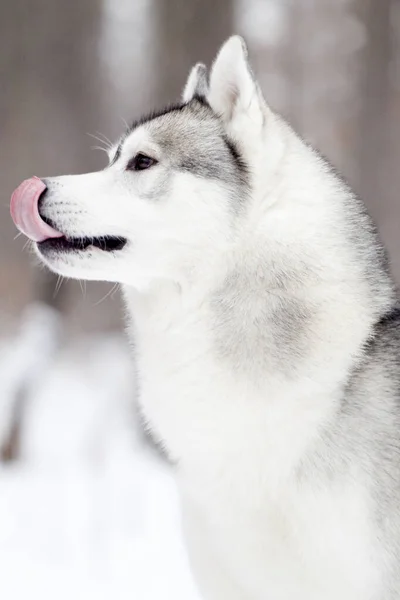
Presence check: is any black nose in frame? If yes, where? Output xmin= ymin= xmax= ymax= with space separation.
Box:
xmin=37 ymin=179 xmax=56 ymax=229
xmin=37 ymin=179 xmax=49 ymax=217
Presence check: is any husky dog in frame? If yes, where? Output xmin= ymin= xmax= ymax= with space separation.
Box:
xmin=10 ymin=36 xmax=400 ymax=599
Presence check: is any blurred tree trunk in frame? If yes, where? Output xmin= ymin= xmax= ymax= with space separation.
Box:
xmin=0 ymin=0 xmax=104 ymax=461
xmin=153 ymin=0 xmax=234 ymax=105
xmin=32 ymin=0 xmax=104 ymax=313
xmin=283 ymin=0 xmax=306 ymax=133
xmin=355 ymin=0 xmax=392 ymax=206
xmin=354 ymin=0 xmax=400 ymax=282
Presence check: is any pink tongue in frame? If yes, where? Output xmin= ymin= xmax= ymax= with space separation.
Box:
xmin=10 ymin=176 xmax=63 ymax=243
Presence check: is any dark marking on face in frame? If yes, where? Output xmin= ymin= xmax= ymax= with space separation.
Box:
xmin=178 ymin=152 xmax=240 ymax=183
xmin=127 ymin=102 xmax=188 ymax=135
xmin=109 ymin=144 xmax=122 ymax=167
xmin=119 ymin=98 xmax=249 ymax=202
xmin=222 ymin=135 xmax=248 ymax=178
xmin=127 ymin=97 xmax=209 ymax=134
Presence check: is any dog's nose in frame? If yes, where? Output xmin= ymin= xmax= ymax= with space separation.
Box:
xmin=37 ymin=179 xmax=48 ymax=216
xmin=10 ymin=176 xmax=63 ymax=242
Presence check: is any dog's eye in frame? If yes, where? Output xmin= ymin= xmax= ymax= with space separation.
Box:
xmin=127 ymin=153 xmax=157 ymax=171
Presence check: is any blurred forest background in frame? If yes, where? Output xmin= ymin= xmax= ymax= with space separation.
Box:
xmin=0 ymin=1 xmax=400 ymax=598
xmin=2 ymin=0 xmax=400 ymax=333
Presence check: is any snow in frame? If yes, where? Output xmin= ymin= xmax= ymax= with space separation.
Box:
xmin=0 ymin=306 xmax=200 ymax=600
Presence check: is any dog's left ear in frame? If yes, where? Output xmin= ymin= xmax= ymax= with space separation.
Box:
xmin=208 ymin=36 xmax=266 ymax=127
xmin=182 ymin=63 xmax=209 ymax=103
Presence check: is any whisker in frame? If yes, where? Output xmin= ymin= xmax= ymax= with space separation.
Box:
xmin=91 ymin=145 xmax=110 ymax=155
xmin=86 ymin=132 xmax=112 ymax=150
xmin=95 ymin=130 xmax=113 ymax=146
xmin=93 ymin=282 xmax=119 ymax=306
xmin=53 ymin=275 xmax=65 ymax=298
xmin=120 ymin=116 xmax=129 ymax=130
xmin=110 ymin=283 xmax=120 ymax=299
xmin=78 ymin=279 xmax=87 ymax=299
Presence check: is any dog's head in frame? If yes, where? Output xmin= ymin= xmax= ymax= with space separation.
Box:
xmin=10 ymin=37 xmax=279 ymax=288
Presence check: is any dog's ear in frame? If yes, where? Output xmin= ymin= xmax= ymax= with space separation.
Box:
xmin=182 ymin=63 xmax=209 ymax=103
xmin=208 ymin=36 xmax=266 ymax=126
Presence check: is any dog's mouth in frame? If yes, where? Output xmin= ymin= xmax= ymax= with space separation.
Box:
xmin=38 ymin=235 xmax=127 ymax=254
xmin=37 ymin=212 xmax=127 ymax=254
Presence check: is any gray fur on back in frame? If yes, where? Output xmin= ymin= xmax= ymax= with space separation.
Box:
xmin=304 ymin=312 xmax=400 ymax=595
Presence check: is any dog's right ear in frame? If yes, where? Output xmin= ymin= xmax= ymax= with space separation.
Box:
xmin=182 ymin=63 xmax=209 ymax=103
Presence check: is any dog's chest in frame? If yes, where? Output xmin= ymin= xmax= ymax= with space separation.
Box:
xmin=180 ymin=474 xmax=381 ymax=600
xmin=131 ymin=300 xmax=329 ymax=475
xmin=133 ymin=312 xmax=233 ymax=459
xmin=127 ymin=297 xmax=381 ymax=599
xmin=131 ymin=306 xmax=297 ymax=465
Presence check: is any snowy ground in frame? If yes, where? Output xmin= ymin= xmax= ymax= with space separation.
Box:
xmin=0 ymin=306 xmax=200 ymax=600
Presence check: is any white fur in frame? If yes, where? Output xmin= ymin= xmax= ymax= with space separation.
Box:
xmin=32 ymin=36 xmax=396 ymax=599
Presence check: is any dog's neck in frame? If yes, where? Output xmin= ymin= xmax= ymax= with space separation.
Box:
xmin=122 ymin=245 xmax=237 ymax=325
